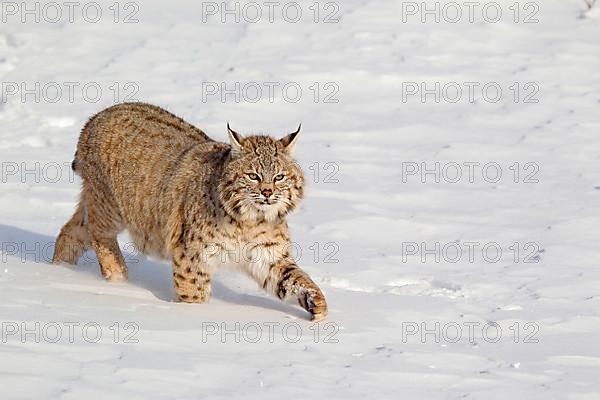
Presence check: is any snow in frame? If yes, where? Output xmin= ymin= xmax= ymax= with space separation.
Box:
xmin=1 ymin=0 xmax=600 ymax=398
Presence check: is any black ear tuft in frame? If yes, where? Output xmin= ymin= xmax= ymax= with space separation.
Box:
xmin=227 ymin=123 xmax=244 ymax=154
xmin=279 ymin=124 xmax=301 ymax=153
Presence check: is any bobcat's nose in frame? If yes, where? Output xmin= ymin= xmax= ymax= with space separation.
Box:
xmin=261 ymin=188 xmax=273 ymax=198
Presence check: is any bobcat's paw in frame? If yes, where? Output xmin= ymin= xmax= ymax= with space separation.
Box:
xmin=99 ymin=260 xmax=128 ymax=282
xmin=299 ymin=287 xmax=328 ymax=322
xmin=102 ymin=268 xmax=128 ymax=282
xmin=176 ymin=291 xmax=210 ymax=303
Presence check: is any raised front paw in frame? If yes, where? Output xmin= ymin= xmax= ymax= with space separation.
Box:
xmin=299 ymin=286 xmax=328 ymax=322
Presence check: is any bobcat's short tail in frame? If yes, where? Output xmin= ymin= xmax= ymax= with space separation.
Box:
xmin=71 ymin=151 xmax=80 ymax=174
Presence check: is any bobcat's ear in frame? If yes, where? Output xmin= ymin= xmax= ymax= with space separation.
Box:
xmin=227 ymin=123 xmax=244 ymax=155
xmin=280 ymin=124 xmax=301 ymax=154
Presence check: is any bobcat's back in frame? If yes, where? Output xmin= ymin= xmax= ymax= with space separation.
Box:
xmin=73 ymin=102 xmax=227 ymax=256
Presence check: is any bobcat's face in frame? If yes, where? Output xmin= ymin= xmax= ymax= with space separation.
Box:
xmin=219 ymin=126 xmax=304 ymax=222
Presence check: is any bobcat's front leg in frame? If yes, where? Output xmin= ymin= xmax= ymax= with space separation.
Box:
xmin=261 ymin=257 xmax=328 ymax=321
xmin=172 ymin=248 xmax=211 ymax=303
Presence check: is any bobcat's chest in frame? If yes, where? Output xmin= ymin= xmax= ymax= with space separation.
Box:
xmin=203 ymin=220 xmax=287 ymax=271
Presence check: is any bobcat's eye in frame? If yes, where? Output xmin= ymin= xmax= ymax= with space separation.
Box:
xmin=273 ymin=174 xmax=285 ymax=182
xmin=247 ymin=173 xmax=260 ymax=181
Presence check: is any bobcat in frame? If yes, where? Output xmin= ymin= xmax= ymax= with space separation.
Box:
xmin=52 ymin=102 xmax=328 ymax=321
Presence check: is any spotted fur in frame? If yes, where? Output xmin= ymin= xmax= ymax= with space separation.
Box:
xmin=52 ymin=102 xmax=327 ymax=321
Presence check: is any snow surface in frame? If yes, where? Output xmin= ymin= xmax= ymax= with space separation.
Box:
xmin=1 ymin=0 xmax=600 ymax=398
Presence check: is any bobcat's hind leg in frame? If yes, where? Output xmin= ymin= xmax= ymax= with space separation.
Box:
xmin=90 ymin=234 xmax=128 ymax=281
xmin=86 ymin=193 xmax=128 ymax=282
xmin=52 ymin=202 xmax=90 ymax=265
xmin=172 ymin=248 xmax=211 ymax=303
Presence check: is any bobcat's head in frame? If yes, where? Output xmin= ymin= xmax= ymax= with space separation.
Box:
xmin=219 ymin=124 xmax=305 ymax=223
